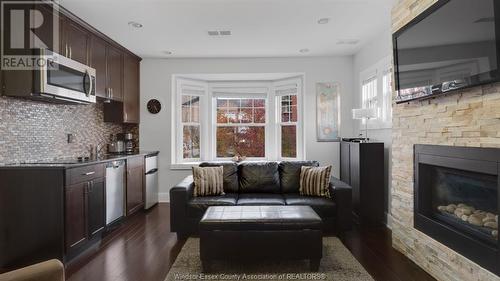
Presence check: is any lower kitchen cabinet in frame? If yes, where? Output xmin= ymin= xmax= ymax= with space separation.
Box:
xmin=64 ymin=166 xmax=106 ymax=258
xmin=65 ymin=182 xmax=88 ymax=252
xmin=126 ymin=156 xmax=145 ymax=216
xmin=87 ymin=178 xmax=106 ymax=237
xmin=0 ymin=152 xmax=156 ymax=269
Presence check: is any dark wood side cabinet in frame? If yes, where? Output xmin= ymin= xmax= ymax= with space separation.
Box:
xmin=340 ymin=141 xmax=385 ymax=226
xmin=126 ymin=156 xmax=145 ymax=216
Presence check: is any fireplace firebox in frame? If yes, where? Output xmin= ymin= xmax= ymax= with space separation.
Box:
xmin=414 ymin=145 xmax=500 ymax=275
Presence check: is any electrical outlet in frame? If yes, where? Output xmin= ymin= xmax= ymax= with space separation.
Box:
xmin=67 ymin=134 xmax=75 ymax=143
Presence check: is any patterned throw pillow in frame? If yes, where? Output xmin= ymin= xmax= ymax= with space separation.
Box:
xmin=192 ymin=166 xmax=225 ymax=197
xmin=299 ymin=165 xmax=332 ymax=198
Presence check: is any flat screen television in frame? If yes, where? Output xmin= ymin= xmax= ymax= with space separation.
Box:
xmin=393 ymin=0 xmax=500 ymax=103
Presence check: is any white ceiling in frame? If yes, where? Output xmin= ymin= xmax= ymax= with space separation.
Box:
xmin=60 ymin=0 xmax=394 ymax=58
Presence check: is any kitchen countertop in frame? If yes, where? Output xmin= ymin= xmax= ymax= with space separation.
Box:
xmin=0 ymin=151 xmax=159 ymax=169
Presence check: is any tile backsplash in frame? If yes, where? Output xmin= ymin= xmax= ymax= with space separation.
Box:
xmin=0 ymin=96 xmax=138 ymax=164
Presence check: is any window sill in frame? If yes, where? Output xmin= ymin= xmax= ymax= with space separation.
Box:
xmin=170 ymin=162 xmax=200 ymax=170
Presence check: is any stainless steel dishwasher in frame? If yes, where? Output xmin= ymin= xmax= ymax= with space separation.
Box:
xmin=105 ymin=160 xmax=125 ymax=225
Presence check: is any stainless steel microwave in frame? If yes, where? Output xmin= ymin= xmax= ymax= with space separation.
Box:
xmin=2 ymin=50 xmax=96 ymax=104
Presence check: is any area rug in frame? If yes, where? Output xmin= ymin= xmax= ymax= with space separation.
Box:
xmin=165 ymin=237 xmax=374 ymax=281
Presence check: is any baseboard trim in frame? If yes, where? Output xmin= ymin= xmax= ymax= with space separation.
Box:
xmin=159 ymin=192 xmax=170 ymax=203
xmin=386 ymin=212 xmax=393 ymax=229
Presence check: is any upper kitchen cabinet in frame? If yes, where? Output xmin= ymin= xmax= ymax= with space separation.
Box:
xmin=89 ymin=35 xmax=107 ymax=99
xmin=123 ymin=54 xmax=140 ymax=123
xmin=104 ymin=54 xmax=141 ymax=124
xmin=31 ymin=4 xmax=61 ymax=52
xmin=106 ymin=45 xmax=124 ymax=102
xmin=60 ymin=17 xmax=90 ymax=65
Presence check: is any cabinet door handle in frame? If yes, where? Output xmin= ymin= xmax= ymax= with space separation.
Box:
xmin=84 ymin=182 xmax=90 ymax=194
xmin=110 ymin=88 xmax=113 ymax=99
xmin=83 ymin=171 xmax=95 ymax=176
xmin=69 ymin=46 xmax=72 ymax=59
xmin=65 ymin=44 xmax=68 ymax=57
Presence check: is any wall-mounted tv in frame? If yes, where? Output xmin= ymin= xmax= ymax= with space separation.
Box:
xmin=393 ymin=0 xmax=500 ymax=103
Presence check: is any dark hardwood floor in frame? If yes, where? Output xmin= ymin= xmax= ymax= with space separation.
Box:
xmin=66 ymin=203 xmax=435 ymax=281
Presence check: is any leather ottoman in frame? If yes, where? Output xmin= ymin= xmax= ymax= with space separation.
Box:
xmin=199 ymin=205 xmax=323 ymax=272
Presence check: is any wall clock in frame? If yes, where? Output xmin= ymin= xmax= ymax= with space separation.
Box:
xmin=147 ymin=99 xmax=162 ymax=114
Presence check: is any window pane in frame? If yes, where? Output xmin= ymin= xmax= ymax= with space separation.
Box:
xmin=227 ymin=108 xmax=239 ymax=123
xmin=216 ymin=126 xmax=265 ymax=158
xmin=240 ymin=108 xmax=252 ymax=123
xmin=362 ymin=78 xmax=377 ymax=109
xmin=227 ymin=99 xmax=240 ymax=107
xmin=254 ymin=108 xmax=265 ymax=123
xmin=281 ymin=109 xmax=290 ymax=122
xmin=281 ymin=95 xmax=297 ymax=123
xmin=254 ymin=99 xmax=265 ymax=107
xmin=217 ymin=98 xmax=228 ymax=107
xmin=182 ymin=95 xmax=191 ymax=106
xmin=281 ymin=125 xmax=297 ymax=158
xmin=217 ymin=108 xmax=228 ymax=123
xmin=240 ymin=99 xmax=252 ymax=107
xmin=183 ymin=126 xmax=200 ymax=159
xmin=182 ymin=106 xmax=190 ymax=122
xmin=181 ymin=95 xmax=200 ymax=123
xmin=191 ymin=97 xmax=200 ymax=122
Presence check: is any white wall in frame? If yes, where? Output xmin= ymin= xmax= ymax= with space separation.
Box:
xmin=352 ymin=29 xmax=393 ymax=222
xmin=139 ymin=57 xmax=354 ymax=201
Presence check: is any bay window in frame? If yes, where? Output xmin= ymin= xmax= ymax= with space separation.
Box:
xmin=172 ymin=75 xmax=304 ymax=167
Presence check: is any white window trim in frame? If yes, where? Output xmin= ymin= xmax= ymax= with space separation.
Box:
xmin=171 ymin=75 xmax=305 ymax=168
xmin=359 ymin=56 xmax=393 ymax=130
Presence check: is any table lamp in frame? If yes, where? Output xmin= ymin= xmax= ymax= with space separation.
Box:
xmin=352 ymin=108 xmax=378 ymax=142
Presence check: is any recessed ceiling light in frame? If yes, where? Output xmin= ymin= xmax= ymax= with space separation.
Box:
xmin=128 ymin=21 xmax=143 ymax=28
xmin=163 ymin=51 xmax=172 ymax=55
xmin=337 ymin=39 xmax=360 ymax=45
xmin=299 ymin=48 xmax=309 ymax=53
xmin=317 ymin=18 xmax=330 ymax=24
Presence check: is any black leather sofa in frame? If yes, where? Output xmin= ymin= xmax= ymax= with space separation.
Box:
xmin=170 ymin=161 xmax=352 ymax=237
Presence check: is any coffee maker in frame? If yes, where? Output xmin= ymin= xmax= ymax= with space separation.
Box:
xmin=117 ymin=133 xmax=135 ymax=153
xmin=124 ymin=133 xmax=134 ymax=153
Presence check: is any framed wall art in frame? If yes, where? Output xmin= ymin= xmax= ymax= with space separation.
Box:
xmin=316 ymin=82 xmax=340 ymax=142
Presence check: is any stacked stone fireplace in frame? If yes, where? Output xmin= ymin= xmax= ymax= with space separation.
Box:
xmin=414 ymin=145 xmax=499 ymax=275
xmin=392 ymin=1 xmax=500 ymax=280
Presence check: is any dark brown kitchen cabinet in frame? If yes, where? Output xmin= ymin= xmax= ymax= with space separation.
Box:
xmin=87 ymin=177 xmax=106 ymax=237
xmin=123 ymin=54 xmax=140 ymax=123
xmin=106 ymin=45 xmax=124 ymax=102
xmin=89 ymin=35 xmax=108 ymax=98
xmin=126 ymin=156 xmax=144 ymax=216
xmin=60 ymin=17 xmax=90 ymax=65
xmin=104 ymin=54 xmax=141 ymax=123
xmin=64 ymin=164 xmax=105 ymax=256
xmin=31 ymin=4 xmax=60 ymax=51
xmin=64 ymin=182 xmax=88 ymax=252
